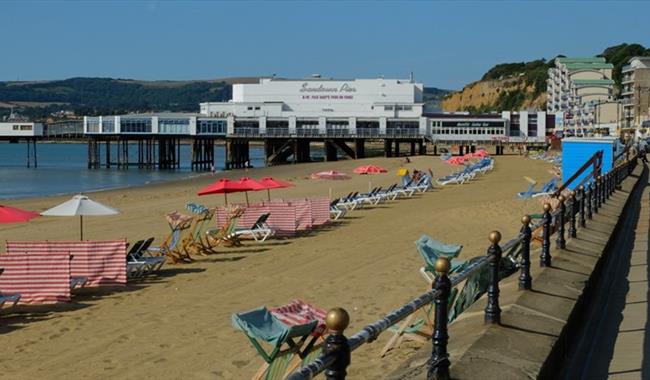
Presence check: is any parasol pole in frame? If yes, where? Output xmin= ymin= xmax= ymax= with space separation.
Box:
xmin=329 ymin=187 xmax=332 ymax=200
xmin=80 ymin=215 xmax=83 ymax=240
xmin=267 ymin=188 xmax=271 ymax=201
xmin=224 ymin=193 xmax=228 ymax=205
xmin=245 ymin=191 xmax=250 ymax=206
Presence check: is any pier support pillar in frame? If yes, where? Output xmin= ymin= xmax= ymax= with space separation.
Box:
xmin=394 ymin=140 xmax=401 ymax=157
xmin=384 ymin=139 xmax=393 ymax=157
xmin=355 ymin=139 xmax=365 ymax=159
xmin=325 ymin=140 xmax=338 ymax=162
xmin=410 ymin=141 xmax=416 ymax=156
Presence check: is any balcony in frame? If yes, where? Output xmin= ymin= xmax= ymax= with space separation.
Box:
xmin=384 ymin=128 xmax=419 ymax=138
xmin=232 ymin=127 xmax=260 ymax=137
xmin=265 ymin=127 xmax=290 ymax=137
xmin=355 ymin=128 xmax=380 ymax=138
xmin=295 ymin=128 xmax=321 ymax=137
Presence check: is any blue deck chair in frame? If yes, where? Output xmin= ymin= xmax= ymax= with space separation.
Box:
xmin=233 ymin=307 xmax=319 ymax=380
xmin=415 ymin=235 xmax=468 ymax=283
xmin=517 ymin=183 xmax=537 ymax=199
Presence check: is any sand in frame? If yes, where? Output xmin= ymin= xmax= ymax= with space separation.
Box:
xmin=0 ymin=154 xmax=552 ymax=379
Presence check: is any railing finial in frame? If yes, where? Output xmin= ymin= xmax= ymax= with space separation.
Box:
xmin=324 ymin=308 xmax=351 ymax=380
xmin=428 ymin=257 xmax=451 ymax=380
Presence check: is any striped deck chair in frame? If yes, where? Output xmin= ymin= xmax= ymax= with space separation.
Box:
xmin=206 ymin=215 xmax=242 ymax=248
xmin=149 ymin=212 xmax=194 ymax=263
xmin=233 ymin=300 xmax=327 ymax=380
xmin=183 ymin=205 xmax=216 ymax=256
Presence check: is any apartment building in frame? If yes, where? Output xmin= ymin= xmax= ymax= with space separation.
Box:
xmin=621 ymin=57 xmax=650 ymax=128
xmin=547 ymin=57 xmax=614 ymax=129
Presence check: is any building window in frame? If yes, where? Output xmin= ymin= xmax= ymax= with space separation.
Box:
xmin=20 ymin=125 xmax=33 ymax=131
xmin=12 ymin=125 xmax=19 ymax=130
xmin=254 ymin=107 xmax=261 ymax=110
xmin=247 ymin=107 xmax=253 ymax=111
xmin=384 ymin=106 xmax=393 ymax=111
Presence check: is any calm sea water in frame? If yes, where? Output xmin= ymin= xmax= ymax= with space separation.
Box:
xmin=0 ymin=142 xmax=266 ymax=200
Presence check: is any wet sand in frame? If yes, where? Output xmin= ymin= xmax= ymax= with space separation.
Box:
xmin=0 ymin=154 xmax=552 ymax=379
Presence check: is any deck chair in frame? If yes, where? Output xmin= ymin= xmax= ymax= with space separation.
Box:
xmin=531 ymin=177 xmax=559 ymax=198
xmin=0 ymin=268 xmax=21 ymax=308
xmin=235 ymin=213 xmax=275 ymax=242
xmin=232 ymin=307 xmax=318 ymax=380
xmin=206 ymin=215 xmax=242 ymax=248
xmin=149 ymin=212 xmax=194 ymax=263
xmin=379 ymin=288 xmax=458 ymax=357
xmin=415 ymin=235 xmax=467 ymax=284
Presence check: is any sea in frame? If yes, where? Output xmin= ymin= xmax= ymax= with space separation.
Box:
xmin=0 ymin=142 xmax=267 ymax=200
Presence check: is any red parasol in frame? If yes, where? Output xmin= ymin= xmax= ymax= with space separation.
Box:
xmin=197 ymin=178 xmax=251 ymax=205
xmin=259 ymin=177 xmax=294 ymax=201
xmin=237 ymin=177 xmax=266 ymax=205
xmin=353 ymin=165 xmax=388 ymax=174
xmin=0 ymin=205 xmax=40 ymax=224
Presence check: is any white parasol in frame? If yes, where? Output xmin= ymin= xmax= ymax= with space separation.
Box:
xmin=41 ymin=194 xmax=119 ymax=240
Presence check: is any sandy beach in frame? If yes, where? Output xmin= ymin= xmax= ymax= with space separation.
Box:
xmin=0 ymin=154 xmax=552 ymax=379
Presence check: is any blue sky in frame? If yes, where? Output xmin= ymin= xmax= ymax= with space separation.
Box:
xmin=1 ymin=0 xmax=648 ymax=89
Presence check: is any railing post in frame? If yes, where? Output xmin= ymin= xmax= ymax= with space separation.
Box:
xmin=579 ymin=185 xmax=586 ymax=228
xmin=596 ymin=176 xmax=603 ymax=210
xmin=485 ymin=231 xmax=502 ymax=324
xmin=428 ymin=258 xmax=451 ymax=380
xmin=323 ymin=308 xmax=351 ymax=380
xmin=587 ymin=182 xmax=593 ymax=219
xmin=569 ymin=191 xmax=577 ymax=238
xmin=556 ymin=195 xmax=566 ymax=249
xmin=605 ymin=173 xmax=611 ymax=199
xmin=610 ymin=172 xmax=616 ymax=195
xmin=519 ymin=215 xmax=532 ymax=290
xmin=601 ymin=174 xmax=607 ymax=204
xmin=541 ymin=203 xmax=552 ymax=267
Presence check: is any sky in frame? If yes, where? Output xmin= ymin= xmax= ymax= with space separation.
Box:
xmin=1 ymin=0 xmax=649 ymax=90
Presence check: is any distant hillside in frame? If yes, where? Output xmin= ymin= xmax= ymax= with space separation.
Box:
xmin=0 ymin=77 xmax=450 ymax=120
xmin=442 ymin=43 xmax=650 ymax=113
xmin=0 ymin=77 xmax=259 ymax=120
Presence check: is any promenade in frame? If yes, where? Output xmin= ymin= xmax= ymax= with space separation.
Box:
xmin=571 ymin=164 xmax=650 ymax=379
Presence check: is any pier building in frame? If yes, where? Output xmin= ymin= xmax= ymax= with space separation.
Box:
xmin=81 ymin=77 xmax=549 ymax=170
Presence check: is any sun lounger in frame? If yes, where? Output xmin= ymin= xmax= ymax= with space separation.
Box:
xmin=234 ymin=213 xmax=275 ymax=242
xmin=206 ymin=215 xmax=242 ymax=247
xmin=329 ymin=199 xmax=347 ymax=220
xmin=233 ymin=300 xmax=326 ymax=380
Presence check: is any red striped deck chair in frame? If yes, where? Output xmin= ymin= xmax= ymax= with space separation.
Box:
xmin=0 ymin=252 xmax=71 ymax=304
xmin=233 ymin=300 xmax=327 ymax=380
xmin=308 ymin=198 xmax=330 ymax=226
xmin=6 ymin=240 xmax=128 ymax=286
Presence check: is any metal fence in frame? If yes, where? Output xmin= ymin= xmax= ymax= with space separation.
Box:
xmin=287 ymin=156 xmax=637 ymax=380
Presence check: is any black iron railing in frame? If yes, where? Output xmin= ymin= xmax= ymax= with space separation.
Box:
xmin=287 ymin=156 xmax=638 ymax=380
